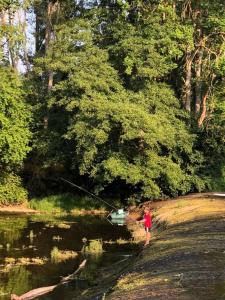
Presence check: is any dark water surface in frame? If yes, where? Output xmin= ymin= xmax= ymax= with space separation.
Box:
xmin=0 ymin=214 xmax=135 ymax=299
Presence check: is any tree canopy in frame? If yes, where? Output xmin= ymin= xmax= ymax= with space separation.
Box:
xmin=0 ymin=0 xmax=224 ymax=202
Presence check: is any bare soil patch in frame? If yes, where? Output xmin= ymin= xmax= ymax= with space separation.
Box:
xmin=0 ymin=204 xmax=38 ymax=214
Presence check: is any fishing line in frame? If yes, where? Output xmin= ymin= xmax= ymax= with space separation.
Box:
xmin=60 ymin=177 xmax=117 ymax=210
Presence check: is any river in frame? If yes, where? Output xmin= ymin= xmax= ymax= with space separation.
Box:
xmin=0 ymin=213 xmax=136 ymax=299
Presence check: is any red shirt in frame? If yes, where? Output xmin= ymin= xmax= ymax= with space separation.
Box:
xmin=144 ymin=213 xmax=152 ymax=228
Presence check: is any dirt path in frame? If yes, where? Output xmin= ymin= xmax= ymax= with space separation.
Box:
xmin=108 ymin=194 xmax=225 ymax=300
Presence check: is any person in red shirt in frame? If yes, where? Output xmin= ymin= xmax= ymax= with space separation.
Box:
xmin=137 ymin=207 xmax=152 ymax=246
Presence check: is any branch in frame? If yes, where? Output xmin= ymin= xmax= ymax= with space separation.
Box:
xmin=11 ymin=260 xmax=87 ymax=300
xmin=198 ymin=74 xmax=216 ymax=127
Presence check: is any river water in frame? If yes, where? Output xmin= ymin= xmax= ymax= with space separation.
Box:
xmin=0 ymin=213 xmax=136 ymax=299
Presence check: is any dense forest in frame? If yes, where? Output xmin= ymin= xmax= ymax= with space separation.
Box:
xmin=0 ymin=0 xmax=224 ymax=205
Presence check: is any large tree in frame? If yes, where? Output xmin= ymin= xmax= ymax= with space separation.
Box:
xmin=44 ymin=17 xmax=205 ymax=198
xmin=23 ymin=0 xmax=225 ymax=197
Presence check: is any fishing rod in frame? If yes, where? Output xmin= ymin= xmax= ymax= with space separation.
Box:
xmin=60 ymin=177 xmax=117 ymax=210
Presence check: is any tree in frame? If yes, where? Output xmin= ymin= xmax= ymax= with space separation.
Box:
xmin=0 ymin=67 xmax=31 ymax=171
xmin=45 ymin=18 xmax=205 ymax=198
xmin=177 ymin=0 xmax=225 ymax=125
xmin=15 ymin=0 xmax=223 ymax=199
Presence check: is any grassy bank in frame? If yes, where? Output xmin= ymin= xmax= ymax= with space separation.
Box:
xmin=107 ymin=193 xmax=225 ymax=300
xmin=28 ymin=193 xmax=108 ymax=215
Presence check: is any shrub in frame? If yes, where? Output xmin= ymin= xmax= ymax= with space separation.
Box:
xmin=29 ymin=193 xmax=107 ymax=213
xmin=0 ymin=173 xmax=28 ymax=205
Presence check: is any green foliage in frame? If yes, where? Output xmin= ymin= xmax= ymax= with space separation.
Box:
xmin=0 ymin=0 xmax=20 ymax=10
xmin=84 ymin=239 xmax=103 ymax=254
xmin=29 ymin=193 xmax=106 ymax=213
xmin=0 ymin=173 xmax=28 ymax=205
xmin=43 ymin=17 xmax=205 ymax=199
xmin=210 ymin=166 xmax=225 ymax=192
xmin=0 ymin=68 xmax=31 ymax=170
xmin=4 ymin=0 xmax=223 ymax=201
xmin=201 ymin=82 xmax=225 ymax=191
xmin=105 ymin=5 xmax=193 ymax=87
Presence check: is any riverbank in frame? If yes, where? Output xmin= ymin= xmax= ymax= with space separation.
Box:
xmin=107 ymin=193 xmax=225 ymax=300
xmin=28 ymin=193 xmax=107 ymax=215
xmin=0 ymin=204 xmax=37 ymax=214
xmin=0 ymin=204 xmax=106 ymax=216
xmin=0 ymin=193 xmax=108 ymax=215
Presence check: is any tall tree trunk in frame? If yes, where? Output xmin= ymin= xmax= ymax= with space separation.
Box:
xmin=198 ymin=74 xmax=216 ymax=127
xmin=44 ymin=1 xmax=59 ymax=128
xmin=8 ymin=10 xmax=18 ymax=71
xmin=183 ymin=47 xmax=192 ymax=112
xmin=45 ymin=1 xmax=60 ymax=90
xmin=0 ymin=10 xmax=10 ymax=63
xmin=45 ymin=2 xmax=53 ymax=54
xmin=43 ymin=2 xmax=53 ymax=129
xmin=34 ymin=2 xmax=42 ymax=54
xmin=195 ymin=47 xmax=203 ymax=114
xmin=21 ymin=9 xmax=31 ymax=72
xmin=197 ymin=91 xmax=208 ymax=127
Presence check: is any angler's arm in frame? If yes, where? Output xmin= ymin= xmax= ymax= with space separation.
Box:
xmin=136 ymin=219 xmax=145 ymax=224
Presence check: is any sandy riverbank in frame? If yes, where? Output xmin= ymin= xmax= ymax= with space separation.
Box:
xmin=0 ymin=204 xmax=38 ymax=214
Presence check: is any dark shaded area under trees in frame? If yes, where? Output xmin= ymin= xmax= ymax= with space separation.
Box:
xmin=0 ymin=0 xmax=224 ymax=205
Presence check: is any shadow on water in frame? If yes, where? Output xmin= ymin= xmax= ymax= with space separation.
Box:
xmin=0 ymin=214 xmax=137 ymax=299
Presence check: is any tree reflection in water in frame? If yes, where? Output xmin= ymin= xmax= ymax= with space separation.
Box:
xmin=0 ymin=266 xmax=31 ymax=299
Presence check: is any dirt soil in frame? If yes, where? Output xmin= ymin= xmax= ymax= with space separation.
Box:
xmin=0 ymin=204 xmax=38 ymax=214
xmin=108 ymin=193 xmax=225 ymax=300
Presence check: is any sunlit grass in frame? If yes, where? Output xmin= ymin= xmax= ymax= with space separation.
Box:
xmin=57 ymin=223 xmax=71 ymax=229
xmin=117 ymin=273 xmax=149 ymax=291
xmin=104 ymin=238 xmax=136 ymax=245
xmin=3 ymin=257 xmax=48 ymax=269
xmin=83 ymin=239 xmax=103 ymax=254
xmin=29 ymin=193 xmax=107 ymax=214
xmin=50 ymin=246 xmax=78 ymax=263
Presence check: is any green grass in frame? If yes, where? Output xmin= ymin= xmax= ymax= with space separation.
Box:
xmin=29 ymin=193 xmax=107 ymax=214
xmin=50 ymin=246 xmax=78 ymax=263
xmin=83 ymin=239 xmax=103 ymax=254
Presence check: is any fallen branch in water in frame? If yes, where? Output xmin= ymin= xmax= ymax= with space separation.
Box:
xmin=11 ymin=285 xmax=57 ymax=300
xmin=10 ymin=259 xmax=87 ymax=300
xmin=61 ymin=259 xmax=87 ymax=282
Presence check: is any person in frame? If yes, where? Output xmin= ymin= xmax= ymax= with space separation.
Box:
xmin=136 ymin=207 xmax=152 ymax=246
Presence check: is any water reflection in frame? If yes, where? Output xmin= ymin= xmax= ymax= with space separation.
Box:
xmin=0 ymin=217 xmax=27 ymax=245
xmin=0 ymin=214 xmax=135 ymax=299
xmin=0 ymin=266 xmax=31 ymax=299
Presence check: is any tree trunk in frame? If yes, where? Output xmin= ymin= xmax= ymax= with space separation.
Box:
xmin=195 ymin=47 xmax=203 ymax=114
xmin=183 ymin=47 xmax=192 ymax=112
xmin=197 ymin=91 xmax=208 ymax=127
xmin=0 ymin=10 xmax=10 ymax=63
xmin=45 ymin=2 xmax=53 ymax=54
xmin=8 ymin=10 xmax=18 ymax=71
xmin=34 ymin=2 xmax=42 ymax=54
xmin=198 ymin=74 xmax=216 ymax=127
xmin=44 ymin=1 xmax=60 ymax=128
xmin=22 ymin=10 xmax=31 ymax=72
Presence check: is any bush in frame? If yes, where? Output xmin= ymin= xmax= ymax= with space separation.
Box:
xmin=0 ymin=173 xmax=28 ymax=205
